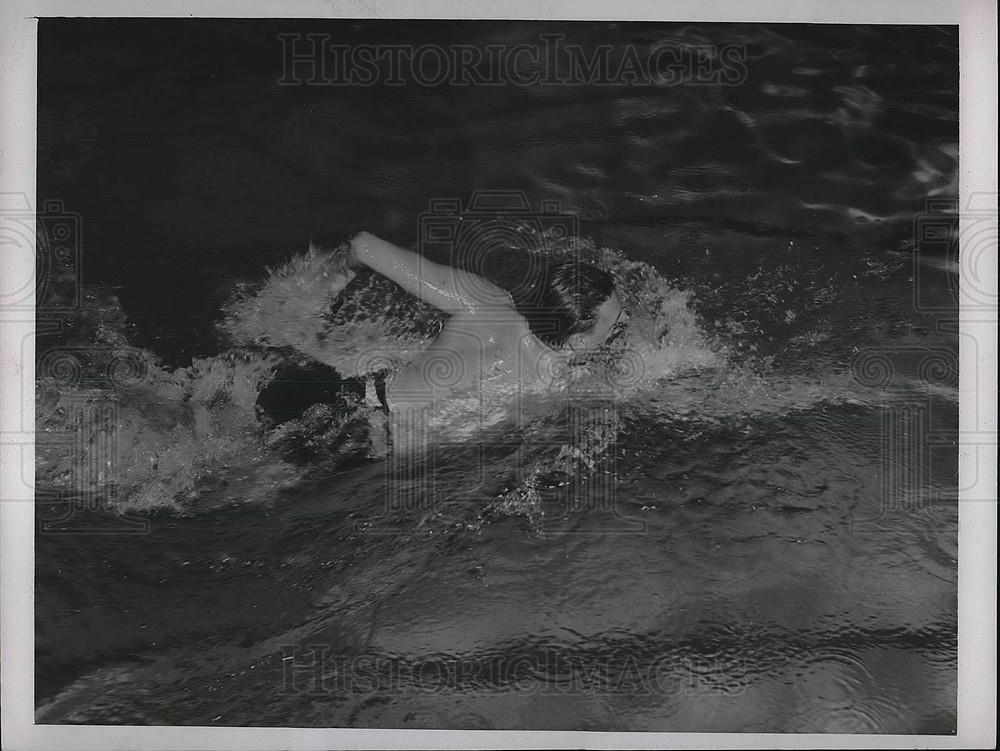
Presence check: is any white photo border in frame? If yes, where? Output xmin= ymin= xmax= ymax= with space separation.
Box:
xmin=1 ymin=1 xmax=995 ymax=749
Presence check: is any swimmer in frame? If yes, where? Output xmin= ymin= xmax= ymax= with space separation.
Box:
xmin=341 ymin=232 xmax=627 ymax=412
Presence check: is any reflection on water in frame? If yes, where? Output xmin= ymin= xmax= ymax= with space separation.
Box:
xmin=35 ymin=20 xmax=957 ymax=732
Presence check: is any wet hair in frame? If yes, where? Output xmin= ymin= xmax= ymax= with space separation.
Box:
xmin=527 ymin=261 xmax=615 ymax=348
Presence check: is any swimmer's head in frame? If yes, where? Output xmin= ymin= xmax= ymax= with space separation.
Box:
xmin=533 ymin=262 xmax=624 ymax=351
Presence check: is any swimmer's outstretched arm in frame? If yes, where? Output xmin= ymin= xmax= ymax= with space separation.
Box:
xmin=348 ymin=232 xmax=513 ymax=315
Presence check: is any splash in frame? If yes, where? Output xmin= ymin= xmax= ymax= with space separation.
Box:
xmin=37 ymin=231 xmax=949 ymax=518
xmin=35 ymin=286 xmax=383 ymax=513
xmin=489 ymin=402 xmax=625 ymax=535
xmin=219 ymin=242 xmax=444 ymax=377
xmin=412 ymin=228 xmax=729 ymax=529
xmin=214 ymin=229 xmax=727 ymax=511
xmin=219 ymin=230 xmax=722 ymax=390
xmin=36 ymin=343 xmax=301 ymax=512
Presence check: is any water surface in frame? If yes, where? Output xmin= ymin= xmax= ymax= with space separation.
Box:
xmin=35 ymin=20 xmax=958 ymax=732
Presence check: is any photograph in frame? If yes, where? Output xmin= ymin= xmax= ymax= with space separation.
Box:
xmin=0 ymin=5 xmax=994 ymax=747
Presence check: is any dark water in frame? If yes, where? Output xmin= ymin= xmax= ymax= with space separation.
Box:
xmin=35 ymin=20 xmax=958 ymax=731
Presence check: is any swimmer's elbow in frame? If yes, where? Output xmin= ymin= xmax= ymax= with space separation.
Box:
xmin=350 ymin=231 xmax=376 ymax=247
xmin=348 ymin=232 xmax=411 ymax=277
xmin=472 ymin=284 xmax=515 ymax=311
xmin=448 ymin=269 xmax=513 ymax=313
xmin=348 ymin=231 xmax=377 ymax=266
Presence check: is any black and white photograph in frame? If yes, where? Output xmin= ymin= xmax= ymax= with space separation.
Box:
xmin=1 ymin=1 xmax=996 ymax=748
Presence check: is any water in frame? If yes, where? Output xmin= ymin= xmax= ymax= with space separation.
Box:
xmin=35 ymin=20 xmax=958 ymax=731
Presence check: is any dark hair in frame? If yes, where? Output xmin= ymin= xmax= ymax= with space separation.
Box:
xmin=527 ymin=261 xmax=615 ymax=348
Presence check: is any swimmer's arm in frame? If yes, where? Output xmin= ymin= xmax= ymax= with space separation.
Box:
xmin=348 ymin=232 xmax=513 ymax=314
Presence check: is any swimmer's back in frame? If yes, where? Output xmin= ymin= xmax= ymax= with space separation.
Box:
xmin=385 ymin=309 xmax=553 ymax=410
